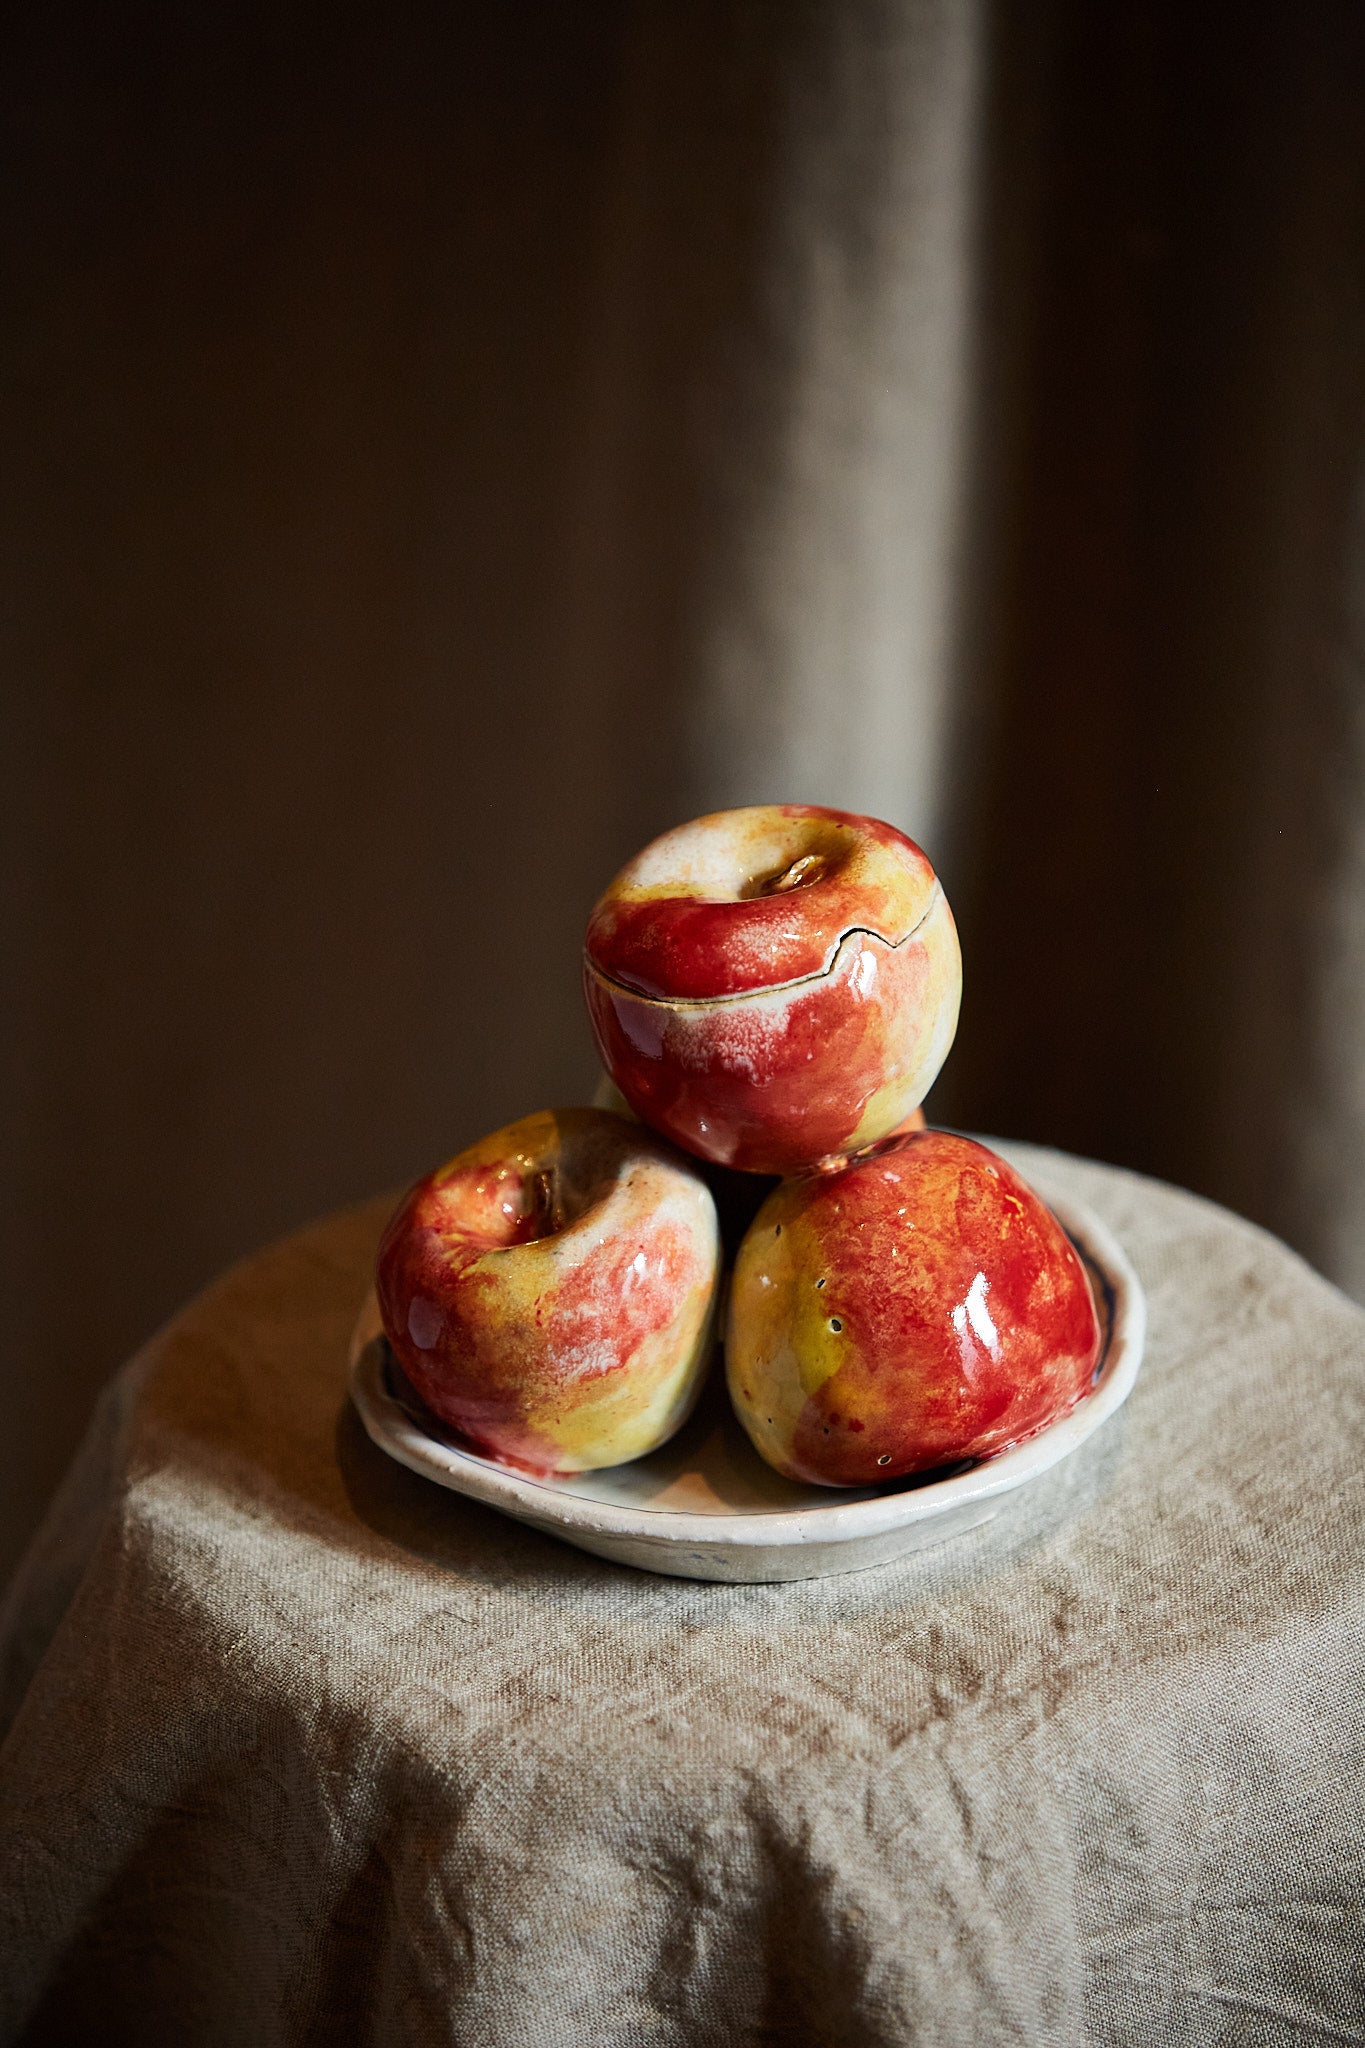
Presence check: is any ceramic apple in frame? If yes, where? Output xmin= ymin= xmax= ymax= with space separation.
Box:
xmin=376 ymin=1108 xmax=721 ymax=1474
xmin=583 ymin=805 xmax=961 ymax=1176
xmin=726 ymin=1130 xmax=1102 ymax=1486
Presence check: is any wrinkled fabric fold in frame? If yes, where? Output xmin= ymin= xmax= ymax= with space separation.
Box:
xmin=1 ymin=1146 xmax=1362 ymax=2044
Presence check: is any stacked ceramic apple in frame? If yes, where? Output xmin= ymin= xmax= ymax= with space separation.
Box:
xmin=376 ymin=806 xmax=1101 ymax=1487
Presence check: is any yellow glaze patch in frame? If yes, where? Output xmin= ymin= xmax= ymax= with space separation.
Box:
xmin=725 ymin=1184 xmax=850 ymax=1479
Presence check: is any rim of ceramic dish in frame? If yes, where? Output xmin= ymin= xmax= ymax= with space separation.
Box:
xmin=348 ymin=1186 xmax=1145 ymax=1551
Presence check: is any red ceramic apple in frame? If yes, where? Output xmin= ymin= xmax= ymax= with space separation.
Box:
xmin=376 ymin=1108 xmax=721 ymax=1474
xmin=726 ymin=1130 xmax=1102 ymax=1486
xmin=583 ymin=805 xmax=961 ymax=1176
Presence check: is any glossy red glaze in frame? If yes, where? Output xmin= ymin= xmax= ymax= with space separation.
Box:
xmin=584 ymin=926 xmax=944 ymax=1175
xmin=728 ymin=1132 xmax=1102 ymax=1485
xmin=375 ymin=1110 xmax=720 ymax=1474
xmin=542 ymin=1224 xmax=695 ymax=1379
xmin=379 ymin=1205 xmax=699 ymax=1471
xmin=584 ymin=805 xmax=961 ymax=1176
xmin=586 ymin=805 xmax=935 ymax=1000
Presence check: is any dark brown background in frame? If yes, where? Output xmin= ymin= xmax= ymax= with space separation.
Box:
xmin=5 ymin=0 xmax=1365 ymax=1585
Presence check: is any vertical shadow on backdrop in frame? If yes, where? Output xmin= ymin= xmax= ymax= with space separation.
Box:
xmin=1 ymin=0 xmax=641 ymax=1584
xmin=554 ymin=2 xmax=834 ymax=868
xmin=936 ymin=0 xmax=1365 ymax=1268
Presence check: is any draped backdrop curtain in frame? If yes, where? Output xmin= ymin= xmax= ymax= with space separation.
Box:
xmin=3 ymin=0 xmax=1364 ymax=1578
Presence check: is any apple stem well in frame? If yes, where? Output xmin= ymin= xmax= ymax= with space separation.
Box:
xmin=429 ymin=1160 xmax=570 ymax=1250
xmin=744 ymin=851 xmax=831 ymax=898
xmin=526 ymin=1168 xmax=563 ymax=1240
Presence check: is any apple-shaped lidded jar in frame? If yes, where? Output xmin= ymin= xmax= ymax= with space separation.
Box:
xmin=376 ymin=1108 xmax=721 ymax=1474
xmin=583 ymin=804 xmax=962 ymax=1176
xmin=726 ymin=1131 xmax=1102 ymax=1486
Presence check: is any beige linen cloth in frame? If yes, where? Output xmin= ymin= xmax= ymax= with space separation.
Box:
xmin=1 ymin=1143 xmax=1363 ymax=2045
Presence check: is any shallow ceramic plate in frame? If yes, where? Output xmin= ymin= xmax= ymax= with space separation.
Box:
xmin=348 ymin=1177 xmax=1145 ymax=1584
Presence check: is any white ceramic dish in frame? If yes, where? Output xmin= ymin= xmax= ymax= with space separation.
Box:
xmin=348 ymin=1179 xmax=1145 ymax=1584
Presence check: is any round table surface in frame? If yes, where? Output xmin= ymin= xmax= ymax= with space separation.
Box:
xmin=1 ymin=1142 xmax=1363 ymax=2046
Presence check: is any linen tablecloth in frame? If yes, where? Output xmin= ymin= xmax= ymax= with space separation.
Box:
xmin=1 ymin=1143 xmax=1363 ymax=2045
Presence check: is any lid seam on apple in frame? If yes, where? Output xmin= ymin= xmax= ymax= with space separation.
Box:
xmin=584 ymin=887 xmax=944 ymax=1007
